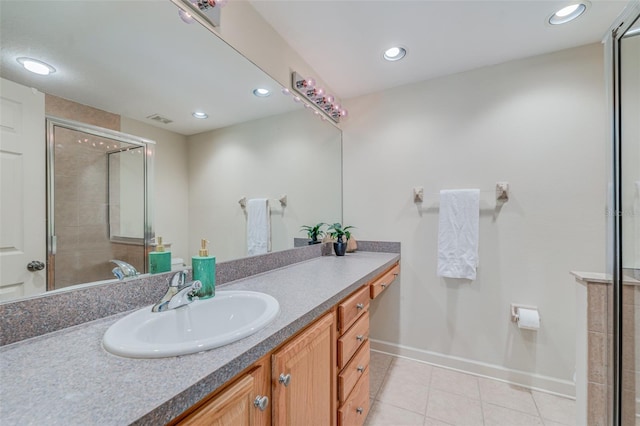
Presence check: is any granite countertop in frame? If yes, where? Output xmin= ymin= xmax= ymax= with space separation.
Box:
xmin=571 ymin=271 xmax=640 ymax=286
xmin=0 ymin=251 xmax=399 ymax=425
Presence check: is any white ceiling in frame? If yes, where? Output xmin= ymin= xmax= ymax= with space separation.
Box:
xmin=0 ymin=1 xmax=628 ymax=133
xmin=0 ymin=0 xmax=298 ymax=136
xmin=250 ymin=0 xmax=629 ymax=99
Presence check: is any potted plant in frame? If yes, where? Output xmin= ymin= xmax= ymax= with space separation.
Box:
xmin=327 ymin=223 xmax=354 ymax=256
xmin=300 ymin=222 xmax=326 ymax=245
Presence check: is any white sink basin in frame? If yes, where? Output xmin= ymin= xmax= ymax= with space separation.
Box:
xmin=103 ymin=290 xmax=279 ymax=358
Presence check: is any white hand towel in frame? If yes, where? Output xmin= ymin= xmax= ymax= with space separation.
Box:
xmin=247 ymin=198 xmax=271 ymax=256
xmin=437 ymin=189 xmax=480 ymax=280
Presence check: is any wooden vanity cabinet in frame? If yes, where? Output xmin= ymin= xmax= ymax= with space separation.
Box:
xmin=177 ymin=356 xmax=271 ymax=426
xmin=175 ymin=261 xmax=400 ymax=426
xmin=335 ymin=261 xmax=399 ymax=426
xmin=272 ymin=311 xmax=336 ymax=426
xmin=336 ymin=285 xmax=370 ymax=426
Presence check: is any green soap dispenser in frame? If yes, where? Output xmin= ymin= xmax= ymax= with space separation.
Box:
xmin=192 ymin=239 xmax=215 ymax=299
xmin=149 ymin=236 xmax=171 ymax=274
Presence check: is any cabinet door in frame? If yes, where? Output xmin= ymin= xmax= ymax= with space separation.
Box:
xmin=272 ymin=312 xmax=336 ymax=426
xmin=177 ymin=357 xmax=270 ymax=426
xmin=181 ymin=374 xmax=255 ymax=426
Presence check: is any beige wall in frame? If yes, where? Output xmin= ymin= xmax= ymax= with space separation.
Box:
xmin=120 ymin=117 xmax=190 ymax=262
xmin=342 ymin=44 xmax=607 ymax=395
xmin=187 ymin=108 xmax=342 ymax=262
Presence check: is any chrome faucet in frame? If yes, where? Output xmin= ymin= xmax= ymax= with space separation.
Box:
xmin=110 ymin=260 xmax=139 ymax=280
xmin=152 ymin=270 xmax=202 ymax=312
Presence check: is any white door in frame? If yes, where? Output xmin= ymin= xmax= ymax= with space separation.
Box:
xmin=0 ymin=78 xmax=46 ymax=301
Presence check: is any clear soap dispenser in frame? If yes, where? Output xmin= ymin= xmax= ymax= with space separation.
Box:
xmin=192 ymin=239 xmax=215 ymax=299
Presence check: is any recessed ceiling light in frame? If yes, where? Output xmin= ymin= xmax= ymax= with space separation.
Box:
xmin=383 ymin=47 xmax=406 ymax=62
xmin=253 ymin=88 xmax=271 ymax=97
xmin=192 ymin=111 xmax=208 ymax=119
xmin=16 ymin=57 xmax=56 ymax=75
xmin=549 ymin=3 xmax=587 ymax=25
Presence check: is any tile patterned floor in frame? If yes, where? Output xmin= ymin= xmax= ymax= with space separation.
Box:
xmin=365 ymin=352 xmax=576 ymax=426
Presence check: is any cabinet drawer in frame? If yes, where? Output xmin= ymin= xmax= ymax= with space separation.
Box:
xmin=338 ymin=340 xmax=370 ymax=403
xmin=338 ymin=285 xmax=369 ymax=335
xmin=338 ymin=372 xmax=370 ymax=426
xmin=370 ymin=263 xmax=400 ymax=299
xmin=337 ymin=312 xmax=369 ymax=369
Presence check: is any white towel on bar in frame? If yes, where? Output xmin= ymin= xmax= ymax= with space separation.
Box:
xmin=247 ymin=198 xmax=271 ymax=256
xmin=437 ymin=189 xmax=480 ymax=280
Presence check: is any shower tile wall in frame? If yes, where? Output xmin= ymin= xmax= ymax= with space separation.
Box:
xmin=45 ymin=94 xmax=120 ymax=131
xmin=53 ymin=127 xmax=112 ymax=288
xmin=622 ymin=284 xmax=639 ymax=425
xmin=45 ymin=95 xmax=144 ymax=288
xmin=585 ymin=279 xmax=637 ymax=425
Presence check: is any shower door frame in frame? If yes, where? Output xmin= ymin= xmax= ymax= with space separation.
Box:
xmin=45 ymin=116 xmax=155 ymax=290
xmin=605 ymin=2 xmax=640 ymax=424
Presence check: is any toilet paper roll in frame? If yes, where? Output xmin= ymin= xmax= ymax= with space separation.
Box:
xmin=517 ymin=308 xmax=540 ymax=330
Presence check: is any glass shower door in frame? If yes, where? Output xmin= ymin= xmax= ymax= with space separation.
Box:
xmin=619 ymin=15 xmax=640 ymax=424
xmin=609 ymin=5 xmax=640 ymax=424
xmin=47 ymin=117 xmax=154 ymax=290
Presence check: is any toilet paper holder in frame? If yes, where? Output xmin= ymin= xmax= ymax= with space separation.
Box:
xmin=510 ymin=304 xmax=540 ymax=323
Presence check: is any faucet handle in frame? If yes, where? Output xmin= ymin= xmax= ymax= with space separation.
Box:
xmin=170 ymin=270 xmax=188 ymax=287
xmin=188 ymin=280 xmax=202 ymax=298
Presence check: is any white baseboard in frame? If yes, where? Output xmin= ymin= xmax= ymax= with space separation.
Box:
xmin=370 ymin=338 xmax=576 ymax=399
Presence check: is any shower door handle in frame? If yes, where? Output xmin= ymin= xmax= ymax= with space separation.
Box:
xmin=27 ymin=261 xmax=45 ymax=272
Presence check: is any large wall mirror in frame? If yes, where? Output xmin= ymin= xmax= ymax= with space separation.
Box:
xmin=0 ymin=1 xmax=342 ymax=302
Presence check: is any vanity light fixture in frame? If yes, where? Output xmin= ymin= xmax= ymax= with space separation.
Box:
xmin=291 ymin=72 xmax=347 ymax=123
xmin=192 ymin=111 xmax=208 ymax=119
xmin=548 ymin=3 xmax=588 ymax=25
xmin=253 ymin=88 xmax=270 ymax=97
xmin=383 ymin=46 xmax=406 ymax=62
xmin=17 ymin=57 xmax=56 ymax=75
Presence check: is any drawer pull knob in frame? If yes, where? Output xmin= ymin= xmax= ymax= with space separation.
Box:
xmin=356 ymin=335 xmax=364 ymax=342
xmin=381 ymin=283 xmax=387 ymax=289
xmin=393 ymin=272 xmax=399 ymax=277
xmin=356 ymin=303 xmax=364 ymax=310
xmin=254 ymin=395 xmax=269 ymax=411
xmin=356 ymin=407 xmax=364 ymax=415
xmin=357 ymin=365 xmax=365 ymax=373
xmin=278 ymin=373 xmax=291 ymax=387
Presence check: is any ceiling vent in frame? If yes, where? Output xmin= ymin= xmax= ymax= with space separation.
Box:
xmin=146 ymin=114 xmax=173 ymax=124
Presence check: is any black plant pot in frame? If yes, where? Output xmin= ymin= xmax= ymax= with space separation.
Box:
xmin=308 ymin=239 xmax=321 ymax=245
xmin=333 ymin=241 xmax=347 ymax=256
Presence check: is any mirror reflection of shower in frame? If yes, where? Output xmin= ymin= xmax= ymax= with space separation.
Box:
xmin=619 ymin=14 xmax=640 ymax=424
xmin=621 ymin=18 xmax=640 ymax=279
xmin=46 ymin=117 xmax=154 ymax=291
